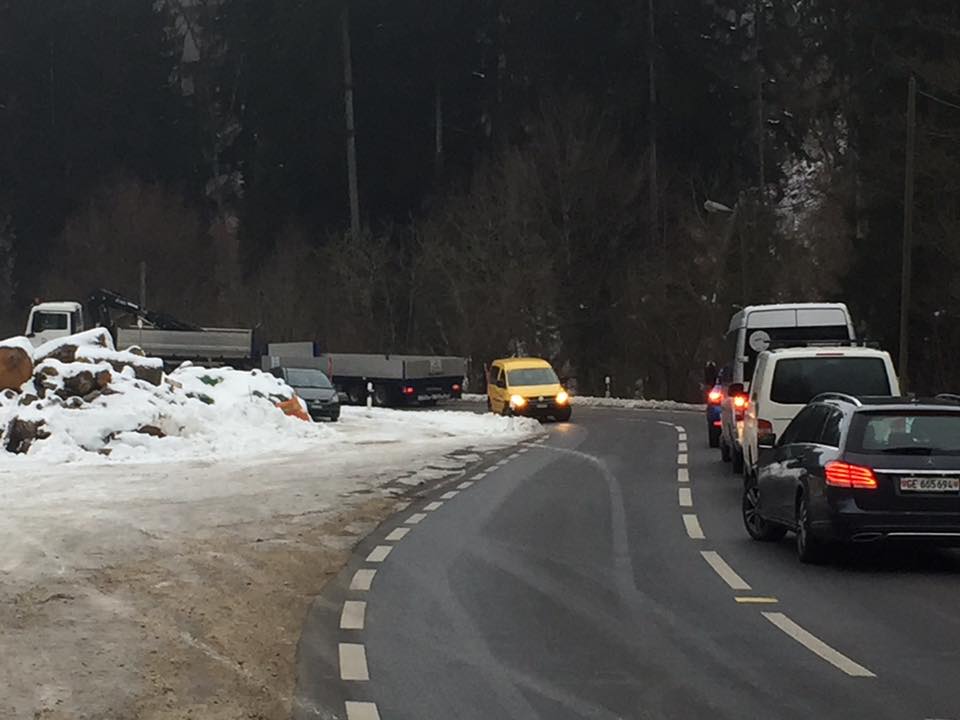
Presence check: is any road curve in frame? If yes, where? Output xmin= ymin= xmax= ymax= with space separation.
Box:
xmin=295 ymin=406 xmax=960 ymax=720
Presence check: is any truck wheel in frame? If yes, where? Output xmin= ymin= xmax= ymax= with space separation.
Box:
xmin=732 ymin=447 xmax=744 ymax=475
xmin=374 ymin=386 xmax=389 ymax=407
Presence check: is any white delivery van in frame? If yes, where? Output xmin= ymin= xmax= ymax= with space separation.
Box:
xmin=718 ymin=303 xmax=857 ymax=473
xmin=741 ymin=346 xmax=900 ymax=479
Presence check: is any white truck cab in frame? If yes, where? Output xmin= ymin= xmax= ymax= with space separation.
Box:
xmin=25 ymin=302 xmax=85 ymax=348
xmin=718 ymin=303 xmax=856 ymax=473
xmin=742 ymin=346 xmax=900 ymax=479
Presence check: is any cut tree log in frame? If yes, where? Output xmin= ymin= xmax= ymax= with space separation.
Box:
xmin=3 ymin=417 xmax=50 ymax=454
xmin=0 ymin=345 xmax=33 ymax=392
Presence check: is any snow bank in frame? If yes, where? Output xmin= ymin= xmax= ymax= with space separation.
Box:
xmin=461 ymin=392 xmax=703 ymax=412
xmin=34 ymin=327 xmax=114 ymax=359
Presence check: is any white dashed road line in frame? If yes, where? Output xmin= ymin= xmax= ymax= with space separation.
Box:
xmin=762 ymin=612 xmax=876 ymax=678
xmin=678 ymin=442 xmax=688 ymax=452
xmin=683 ymin=514 xmax=705 ymax=540
xmin=677 ymin=468 xmax=690 ymax=483
xmin=339 ymin=643 xmax=370 ymax=681
xmin=678 ymin=487 xmax=693 ymax=508
xmin=340 ymin=601 xmax=367 ymax=630
xmin=700 ymin=551 xmax=751 ymax=591
xmin=678 ymin=433 xmax=687 ymax=442
xmin=405 ymin=513 xmax=427 ymax=525
xmin=441 ymin=491 xmax=459 ymax=500
xmin=424 ymin=501 xmax=444 ymax=511
xmin=350 ymin=569 xmax=376 ymax=592
xmin=366 ymin=545 xmax=392 ymax=563
xmin=345 ymin=701 xmax=381 ymax=720
xmin=677 ymin=453 xmax=688 ymax=465
xmin=385 ymin=527 xmax=410 ymax=542
xmin=457 ymin=481 xmax=474 ymax=490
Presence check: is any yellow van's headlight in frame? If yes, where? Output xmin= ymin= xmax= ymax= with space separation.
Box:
xmin=510 ymin=394 xmax=527 ymax=408
xmin=556 ymin=390 xmax=569 ymax=405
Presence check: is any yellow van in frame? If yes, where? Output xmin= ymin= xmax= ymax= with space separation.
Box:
xmin=487 ymin=357 xmax=571 ymax=422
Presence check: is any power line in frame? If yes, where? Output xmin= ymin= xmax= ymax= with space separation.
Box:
xmin=918 ymin=88 xmax=960 ymax=112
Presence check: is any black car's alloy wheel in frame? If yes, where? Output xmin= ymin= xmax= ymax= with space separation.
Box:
xmin=742 ymin=483 xmax=787 ymax=541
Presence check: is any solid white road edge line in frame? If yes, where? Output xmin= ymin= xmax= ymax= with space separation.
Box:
xmin=441 ymin=491 xmax=459 ymax=500
xmin=424 ymin=501 xmax=444 ymax=511
xmin=677 ymin=453 xmax=689 ymax=465
xmin=365 ymin=546 xmax=392 ymax=563
xmin=340 ymin=601 xmax=367 ymax=630
xmin=385 ymin=527 xmax=410 ymax=542
xmin=700 ymin=551 xmax=751 ymax=591
xmin=678 ymin=487 xmax=693 ymax=508
xmin=457 ymin=481 xmax=474 ymax=489
xmin=345 ymin=701 xmax=381 ymax=720
xmin=683 ymin=514 xmax=705 ymax=540
xmin=678 ymin=468 xmax=690 ymax=483
xmin=762 ymin=612 xmax=876 ymax=678
xmin=349 ymin=569 xmax=376 ymax=592
xmin=339 ymin=643 xmax=370 ymax=681
xmin=405 ymin=513 xmax=427 ymax=525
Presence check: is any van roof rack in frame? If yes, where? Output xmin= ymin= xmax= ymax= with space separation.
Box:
xmin=766 ymin=339 xmax=879 ymax=351
xmin=811 ymin=392 xmax=863 ymax=407
xmin=935 ymin=393 xmax=960 ymax=405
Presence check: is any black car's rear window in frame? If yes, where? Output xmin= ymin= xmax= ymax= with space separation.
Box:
xmin=285 ymin=369 xmax=333 ymax=389
xmin=848 ymin=412 xmax=960 ymax=455
xmin=770 ymin=357 xmax=890 ymax=404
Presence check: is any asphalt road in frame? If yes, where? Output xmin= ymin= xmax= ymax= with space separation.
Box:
xmin=296 ymin=406 xmax=960 ymax=720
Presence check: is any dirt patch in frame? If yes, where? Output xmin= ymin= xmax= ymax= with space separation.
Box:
xmin=0 ymin=495 xmax=397 ymax=720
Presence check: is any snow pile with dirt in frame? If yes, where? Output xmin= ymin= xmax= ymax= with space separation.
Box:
xmin=461 ymin=392 xmax=703 ymax=412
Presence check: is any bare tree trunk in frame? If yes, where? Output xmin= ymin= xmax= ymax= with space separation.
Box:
xmin=647 ymin=0 xmax=659 ymax=247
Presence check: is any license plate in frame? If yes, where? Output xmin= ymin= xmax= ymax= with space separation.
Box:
xmin=536 ymin=403 xmax=548 ymax=409
xmin=900 ymin=477 xmax=960 ymax=493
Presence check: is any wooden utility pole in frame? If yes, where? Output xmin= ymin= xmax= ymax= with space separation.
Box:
xmin=341 ymin=5 xmax=361 ymax=239
xmin=434 ymin=78 xmax=444 ymax=176
xmin=899 ymin=75 xmax=917 ymax=391
xmin=647 ymin=0 xmax=659 ymax=247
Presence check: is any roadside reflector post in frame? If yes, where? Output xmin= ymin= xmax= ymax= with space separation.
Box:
xmin=605 ymin=375 xmax=611 ymax=398
xmin=366 ymin=381 xmax=374 ymax=410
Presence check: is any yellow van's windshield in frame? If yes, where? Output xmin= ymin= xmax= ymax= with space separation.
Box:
xmin=508 ymin=368 xmax=559 ymax=387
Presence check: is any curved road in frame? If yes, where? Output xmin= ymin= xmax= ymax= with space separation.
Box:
xmin=296 ymin=406 xmax=960 ymax=720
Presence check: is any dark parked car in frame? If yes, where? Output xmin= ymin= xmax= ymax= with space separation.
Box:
xmin=269 ymin=366 xmax=341 ymax=421
xmin=742 ymin=393 xmax=960 ymax=563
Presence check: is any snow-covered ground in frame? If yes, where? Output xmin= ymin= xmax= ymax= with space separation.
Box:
xmin=461 ymin=393 xmax=704 ymax=412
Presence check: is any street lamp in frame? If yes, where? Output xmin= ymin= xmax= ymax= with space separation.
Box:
xmin=705 ymin=193 xmax=747 ymax=304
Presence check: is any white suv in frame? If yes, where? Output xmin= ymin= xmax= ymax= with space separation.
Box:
xmin=741 ymin=346 xmax=901 ymax=479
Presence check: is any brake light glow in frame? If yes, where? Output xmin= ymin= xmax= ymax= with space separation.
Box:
xmin=403 ymin=386 xmax=416 ymax=396
xmin=452 ymin=383 xmax=461 ymax=392
xmin=733 ymin=395 xmax=748 ymax=410
xmin=825 ymin=461 xmax=878 ymax=490
xmin=708 ymin=389 xmax=722 ymax=404
xmin=712 ymin=420 xmax=722 ymax=427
